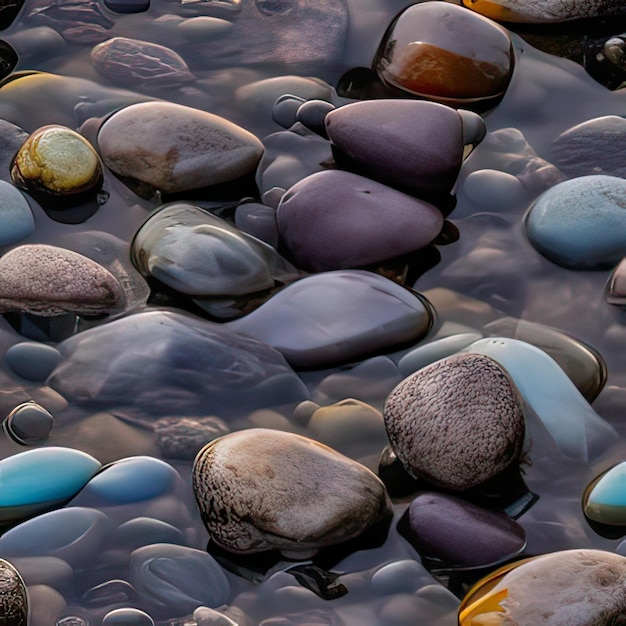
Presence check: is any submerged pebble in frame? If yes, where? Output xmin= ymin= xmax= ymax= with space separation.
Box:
xmin=3 ymin=401 xmax=54 ymax=445
xmin=153 ymin=416 xmax=230 ymax=460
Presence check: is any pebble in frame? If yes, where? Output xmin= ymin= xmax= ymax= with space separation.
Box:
xmin=370 ymin=560 xmax=433 ymax=596
xmin=97 ymin=101 xmax=264 ymax=194
xmin=375 ymin=2 xmax=513 ymax=106
xmin=81 ymin=580 xmax=137 ymax=608
xmin=3 ymin=401 xmax=54 ymax=445
xmin=276 ymin=169 xmax=443 ymax=271
xmin=129 ymin=544 xmax=231 ymax=619
xmin=296 ymin=99 xmax=335 ymax=136
xmin=229 ymin=270 xmax=434 ymax=368
xmin=28 ymin=585 xmax=66 ymax=626
xmin=0 ymin=180 xmax=35 ymax=246
xmin=384 ymin=352 xmax=525 ymax=491
xmin=5 ymin=342 xmax=62 ymax=381
xmin=0 ymin=244 xmax=124 ymax=316
xmin=234 ymin=201 xmax=279 ymax=247
xmin=153 ymin=416 xmax=230 ymax=460
xmin=462 ymin=0 xmax=626 ymax=22
xmin=325 ymin=99 xmax=482 ymax=198
xmin=403 ymin=492 xmax=526 ymax=569
xmin=606 ymin=257 xmax=626 ymax=305
xmin=378 ymin=588 xmax=458 ymax=626
xmin=458 ymin=549 xmax=626 ymax=625
xmin=101 ymin=608 xmax=154 ymax=626
xmin=459 ymin=169 xmax=527 ymax=212
xmin=11 ymin=125 xmax=103 ymax=200
xmin=9 ymin=557 xmax=73 ymax=596
xmin=91 ymin=37 xmax=194 ymax=86
xmin=193 ymin=606 xmax=239 ymax=626
xmin=107 ymin=517 xmax=185 ymax=553
xmin=103 ymin=0 xmax=149 ymax=13
xmin=47 ymin=309 xmax=309 ymax=421
xmin=524 ymin=175 xmax=626 ymax=269
xmin=192 ymin=429 xmax=392 ymax=556
xmin=583 ymin=461 xmax=626 ymax=526
xmin=0 ymin=558 xmax=29 ymax=625
xmin=0 ymin=448 xmax=101 ymax=523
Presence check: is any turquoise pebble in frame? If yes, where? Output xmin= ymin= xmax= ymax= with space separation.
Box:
xmin=584 ymin=462 xmax=626 ymax=525
xmin=524 ymin=175 xmax=626 ymax=269
xmin=0 ymin=448 xmax=101 ymax=521
xmin=76 ymin=456 xmax=179 ymax=505
xmin=0 ymin=180 xmax=35 ymax=246
xmin=5 ymin=341 xmax=62 ymax=382
xmin=102 ymin=608 xmax=154 ymax=626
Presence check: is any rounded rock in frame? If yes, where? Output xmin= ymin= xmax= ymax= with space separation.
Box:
xmin=5 ymin=342 xmax=62 ymax=382
xmin=101 ymin=608 xmax=154 ymax=626
xmin=583 ymin=461 xmax=626 ymax=526
xmin=192 ymin=428 xmax=392 ymax=556
xmin=3 ymin=401 xmax=54 ymax=445
xmin=384 ymin=352 xmax=525 ymax=491
xmin=0 ymin=180 xmax=35 ymax=247
xmin=153 ymin=416 xmax=230 ymax=461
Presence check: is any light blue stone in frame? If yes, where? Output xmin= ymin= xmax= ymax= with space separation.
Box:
xmin=74 ymin=457 xmax=179 ymax=505
xmin=0 ymin=447 xmax=101 ymax=521
xmin=0 ymin=180 xmax=35 ymax=246
xmin=109 ymin=517 xmax=185 ymax=552
xmin=524 ymin=175 xmax=626 ymax=269
xmin=462 ymin=338 xmax=618 ymax=461
xmin=102 ymin=608 xmax=154 ymax=626
xmin=584 ymin=462 xmax=626 ymax=525
xmin=5 ymin=341 xmax=62 ymax=382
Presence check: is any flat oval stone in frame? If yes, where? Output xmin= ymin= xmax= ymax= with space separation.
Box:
xmin=5 ymin=342 xmax=62 ymax=382
xmin=98 ymin=101 xmax=264 ymax=194
xmin=583 ymin=461 xmax=626 ymax=526
xmin=524 ymin=175 xmax=626 ymax=269
xmin=228 ymin=270 xmax=434 ymax=368
xmin=3 ymin=401 xmax=54 ymax=445
xmin=462 ymin=0 xmax=626 ymax=22
xmin=403 ymin=492 xmax=526 ymax=569
xmin=325 ymin=100 xmax=471 ymax=196
xmin=384 ymin=353 xmax=525 ymax=491
xmin=0 ymin=448 xmax=101 ymax=522
xmin=0 ymin=180 xmax=35 ymax=246
xmin=277 ymin=170 xmax=443 ymax=272
xmin=129 ymin=544 xmax=230 ymax=619
xmin=458 ymin=550 xmax=626 ymax=626
xmin=375 ymin=2 xmax=513 ymax=105
xmin=154 ymin=416 xmax=230 ymax=461
xmin=0 ymin=244 xmax=123 ymax=316
xmin=91 ymin=37 xmax=193 ymax=86
xmin=11 ymin=125 xmax=103 ymax=199
xmin=0 ymin=558 xmax=28 ymax=626
xmin=101 ymin=608 xmax=154 ymax=626
xmin=192 ymin=429 xmax=392 ymax=556
xmin=47 ymin=310 xmax=308 ymax=421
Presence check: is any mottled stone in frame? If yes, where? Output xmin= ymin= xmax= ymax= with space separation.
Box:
xmin=98 ymin=101 xmax=264 ymax=194
xmin=91 ymin=37 xmax=193 ymax=86
xmin=276 ymin=170 xmax=443 ymax=271
xmin=384 ymin=353 xmax=525 ymax=491
xmin=154 ymin=416 xmax=230 ymax=460
xmin=462 ymin=0 xmax=626 ymax=22
xmin=0 ymin=244 xmax=123 ymax=316
xmin=0 ymin=559 xmax=28 ymax=626
xmin=229 ymin=270 xmax=434 ymax=368
xmin=192 ymin=429 xmax=392 ymax=556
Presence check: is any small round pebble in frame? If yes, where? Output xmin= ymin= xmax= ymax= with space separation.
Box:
xmin=583 ymin=461 xmax=626 ymax=526
xmin=5 ymin=342 xmax=62 ymax=382
xmin=3 ymin=401 xmax=54 ymax=445
xmin=101 ymin=608 xmax=154 ymax=626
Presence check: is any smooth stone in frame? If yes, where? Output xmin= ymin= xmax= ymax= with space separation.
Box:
xmin=2 ymin=27 xmax=66 ymax=65
xmin=384 ymin=353 xmax=525 ymax=491
xmin=584 ymin=461 xmax=626 ymax=525
xmin=103 ymin=0 xmax=149 ymax=13
xmin=404 ymin=492 xmax=526 ymax=568
xmin=0 ymin=244 xmax=123 ymax=316
xmin=272 ymin=95 xmax=306 ymax=129
xmin=108 ymin=518 xmax=185 ymax=552
xmin=234 ymin=201 xmax=278 ymax=248
xmin=9 ymin=557 xmax=73 ymax=596
xmin=370 ymin=560 xmax=433 ymax=596
xmin=0 ymin=180 xmax=35 ymax=246
xmin=47 ymin=310 xmax=309 ymax=421
xmin=524 ymin=175 xmax=626 ymax=269
xmin=72 ymin=457 xmax=180 ymax=506
xmin=5 ymin=342 xmax=62 ymax=382
xmin=375 ymin=3 xmax=513 ymax=105
xmin=460 ymin=169 xmax=527 ymax=212
xmin=463 ymin=338 xmax=619 ymax=461
xmin=606 ymin=256 xmax=626 ymax=306
xmin=397 ymin=332 xmax=483 ymax=377
xmin=28 ymin=585 xmax=66 ymax=626
xmin=3 ymin=401 xmax=54 ymax=445
xmin=0 ymin=507 xmax=111 ymax=567
xmin=176 ymin=17 xmax=234 ymax=40
xmin=229 ymin=270 xmax=434 ymax=368
xmin=276 ymin=170 xmax=443 ymax=272
xmin=193 ymin=606 xmax=239 ymax=626
xmin=0 ymin=558 xmax=29 ymax=625
xmin=11 ymin=125 xmax=103 ymax=198
xmin=462 ymin=0 xmax=626 ymax=22
xmin=192 ymin=429 xmax=392 ymax=556
xmin=458 ymin=550 xmax=626 ymax=626
xmin=483 ymin=317 xmax=607 ymax=402
xmin=98 ymin=101 xmax=264 ymax=193
xmin=378 ymin=589 xmax=458 ymax=626
xmin=550 ymin=116 xmax=626 ymax=178
xmin=91 ymin=37 xmax=193 ymax=86
xmin=129 ymin=544 xmax=230 ymax=619
xmin=131 ymin=202 xmax=299 ymax=297
xmin=325 ymin=100 xmax=476 ymax=196
xmin=296 ymin=99 xmax=335 ymax=136
xmin=81 ymin=580 xmax=137 ymax=608
xmin=153 ymin=416 xmax=230 ymax=460
xmin=0 ymin=448 xmax=100 ymax=522
xmin=101 ymin=608 xmax=154 ymax=626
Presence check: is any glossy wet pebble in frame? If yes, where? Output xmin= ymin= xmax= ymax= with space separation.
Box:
xmin=3 ymin=401 xmax=54 ymax=445
xmin=0 ymin=180 xmax=35 ymax=246
xmin=384 ymin=353 xmax=525 ymax=491
xmin=229 ymin=270 xmax=433 ymax=368
xmin=98 ymin=101 xmax=264 ymax=194
xmin=192 ymin=429 xmax=391 ymax=556
xmin=583 ymin=461 xmax=626 ymax=526
xmin=101 ymin=608 xmax=154 ymax=625
xmin=403 ymin=492 xmax=526 ymax=569
xmin=47 ymin=310 xmax=308 ymax=420
xmin=0 ymin=244 xmax=123 ymax=316
xmin=0 ymin=448 xmax=100 ymax=522
xmin=276 ymin=170 xmax=443 ymax=272
xmin=606 ymin=257 xmax=626 ymax=305
xmin=375 ymin=2 xmax=513 ymax=105
xmin=525 ymin=175 xmax=626 ymax=269
xmin=459 ymin=549 xmax=626 ymax=625
xmin=11 ymin=125 xmax=103 ymax=199
xmin=153 ymin=416 xmax=230 ymax=460
xmin=5 ymin=342 xmax=62 ymax=382
xmin=325 ymin=100 xmax=482 ymax=197
xmin=0 ymin=558 xmax=28 ymax=626
xmin=129 ymin=544 xmax=230 ymax=619
xmin=91 ymin=37 xmax=193 ymax=86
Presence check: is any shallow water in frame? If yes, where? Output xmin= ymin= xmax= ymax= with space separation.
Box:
xmin=0 ymin=0 xmax=624 ymax=624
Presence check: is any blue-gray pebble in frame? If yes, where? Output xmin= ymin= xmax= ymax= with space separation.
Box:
xmin=5 ymin=342 xmax=62 ymax=381
xmin=0 ymin=180 xmax=35 ymax=246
